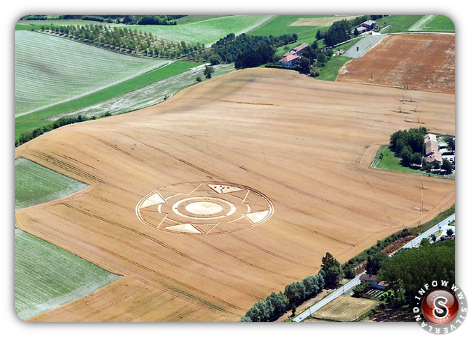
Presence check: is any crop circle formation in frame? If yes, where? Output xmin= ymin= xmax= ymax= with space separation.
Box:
xmin=136 ymin=182 xmax=274 ymax=235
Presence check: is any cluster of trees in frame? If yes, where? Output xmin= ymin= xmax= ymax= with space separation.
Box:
xmin=240 ymin=251 xmax=349 ymax=322
xmin=378 ymin=240 xmax=455 ymax=307
xmin=296 ymin=41 xmax=331 ymax=76
xmin=235 ymin=44 xmax=276 ymax=69
xmin=41 ymin=24 xmax=203 ymax=59
xmin=20 ymin=15 xmax=48 ymax=20
xmin=389 ymin=127 xmax=427 ymax=167
xmin=316 ymin=15 xmax=386 ymax=47
xmin=57 ymin=15 xmax=186 ymax=25
xmin=210 ymin=33 xmax=297 ymax=68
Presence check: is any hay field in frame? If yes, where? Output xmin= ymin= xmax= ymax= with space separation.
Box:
xmin=15 ymin=68 xmax=454 ymax=322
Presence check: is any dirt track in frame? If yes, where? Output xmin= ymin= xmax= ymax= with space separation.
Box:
xmin=15 ymin=68 xmax=454 ymax=322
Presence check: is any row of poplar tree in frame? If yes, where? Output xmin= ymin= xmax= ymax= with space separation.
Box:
xmin=240 ymin=252 xmax=345 ymax=322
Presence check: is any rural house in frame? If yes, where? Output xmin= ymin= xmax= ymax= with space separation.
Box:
xmin=424 ymin=133 xmax=443 ymax=164
xmin=279 ymin=54 xmax=300 ymax=67
xmin=352 ymin=20 xmax=377 ymax=34
xmin=360 ymin=20 xmax=376 ymax=31
xmin=359 ymin=274 xmax=389 ymax=290
xmin=282 ymin=43 xmax=310 ymax=58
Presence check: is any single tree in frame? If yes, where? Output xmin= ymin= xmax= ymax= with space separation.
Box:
xmin=442 ymin=158 xmax=453 ymax=174
xmin=204 ymin=65 xmax=215 ymax=79
xmin=446 ymin=228 xmax=454 ymax=236
xmin=321 ymin=252 xmax=343 ymax=288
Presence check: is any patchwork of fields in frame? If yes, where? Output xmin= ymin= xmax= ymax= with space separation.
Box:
xmin=15 ymin=31 xmax=169 ymax=116
xmin=15 ymin=158 xmax=119 ymax=321
xmin=14 ymin=15 xmax=456 ymax=322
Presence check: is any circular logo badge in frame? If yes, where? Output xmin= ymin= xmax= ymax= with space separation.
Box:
xmin=422 ymin=289 xmax=459 ymax=325
xmin=135 ymin=182 xmax=274 ymax=235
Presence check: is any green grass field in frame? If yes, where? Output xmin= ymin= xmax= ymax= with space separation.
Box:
xmin=316 ymin=56 xmax=351 ymax=81
xmin=375 ymin=15 xmax=425 ymax=33
xmin=128 ymin=15 xmax=274 ymax=46
xmin=250 ymin=15 xmax=332 ymax=44
xmin=15 ymin=228 xmax=120 ymax=320
xmin=15 ymin=158 xmax=88 ymax=210
xmin=174 ymin=15 xmax=231 ymax=25
xmin=420 ymin=15 xmax=455 ymax=32
xmin=15 ymin=158 xmax=119 ymax=320
xmin=15 ymin=61 xmax=200 ymax=141
xmin=15 ymin=31 xmax=168 ymax=116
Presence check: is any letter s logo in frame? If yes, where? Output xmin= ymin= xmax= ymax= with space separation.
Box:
xmin=433 ymin=297 xmax=448 ymax=318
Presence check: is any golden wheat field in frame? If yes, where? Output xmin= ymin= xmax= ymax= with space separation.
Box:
xmin=15 ymin=68 xmax=454 ymax=322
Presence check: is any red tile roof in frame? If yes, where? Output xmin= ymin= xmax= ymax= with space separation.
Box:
xmin=280 ymin=54 xmax=300 ymax=63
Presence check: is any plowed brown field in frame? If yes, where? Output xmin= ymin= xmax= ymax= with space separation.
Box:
xmin=337 ymin=34 xmax=455 ymax=94
xmin=15 ymin=68 xmax=454 ymax=322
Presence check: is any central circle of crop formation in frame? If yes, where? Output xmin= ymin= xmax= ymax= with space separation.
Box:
xmin=136 ymin=182 xmax=274 ymax=235
xmin=186 ymin=201 xmax=223 ymax=215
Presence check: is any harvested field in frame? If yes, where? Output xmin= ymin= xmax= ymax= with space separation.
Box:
xmin=337 ymin=34 xmax=455 ymax=94
xmin=15 ymin=68 xmax=454 ymax=322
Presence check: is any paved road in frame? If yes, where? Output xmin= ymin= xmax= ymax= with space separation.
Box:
xmin=343 ymin=35 xmax=386 ymax=58
xmin=294 ymin=213 xmax=455 ymax=322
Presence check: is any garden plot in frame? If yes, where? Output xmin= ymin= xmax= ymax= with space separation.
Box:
xmin=15 ymin=31 xmax=169 ymax=116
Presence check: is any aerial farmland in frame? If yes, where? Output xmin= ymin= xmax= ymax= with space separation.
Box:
xmin=14 ymin=15 xmax=455 ymax=323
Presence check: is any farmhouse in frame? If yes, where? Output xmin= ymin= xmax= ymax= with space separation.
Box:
xmin=424 ymin=133 xmax=443 ymax=164
xmin=282 ymin=43 xmax=309 ymax=58
xmin=361 ymin=20 xmax=376 ymax=30
xmin=360 ymin=274 xmax=389 ymax=290
xmin=352 ymin=20 xmax=377 ymax=34
xmin=279 ymin=54 xmax=300 ymax=67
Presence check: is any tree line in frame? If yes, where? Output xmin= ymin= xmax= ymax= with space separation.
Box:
xmin=41 ymin=24 xmax=204 ymax=59
xmin=57 ymin=15 xmax=186 ymax=25
xmin=240 ymin=251 xmax=348 ymax=322
xmin=241 ymin=226 xmax=418 ymax=321
xmin=15 ymin=113 xmax=111 ymax=147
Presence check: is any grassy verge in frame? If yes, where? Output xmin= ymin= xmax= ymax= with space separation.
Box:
xmin=374 ymin=15 xmax=425 ymax=33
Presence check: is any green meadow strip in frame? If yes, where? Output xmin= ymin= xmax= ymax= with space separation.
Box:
xmin=15 ymin=61 xmax=201 ymax=140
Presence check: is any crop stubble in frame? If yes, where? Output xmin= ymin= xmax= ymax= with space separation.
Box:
xmin=16 ymin=68 xmax=454 ymax=322
xmin=337 ymin=34 xmax=455 ymax=94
